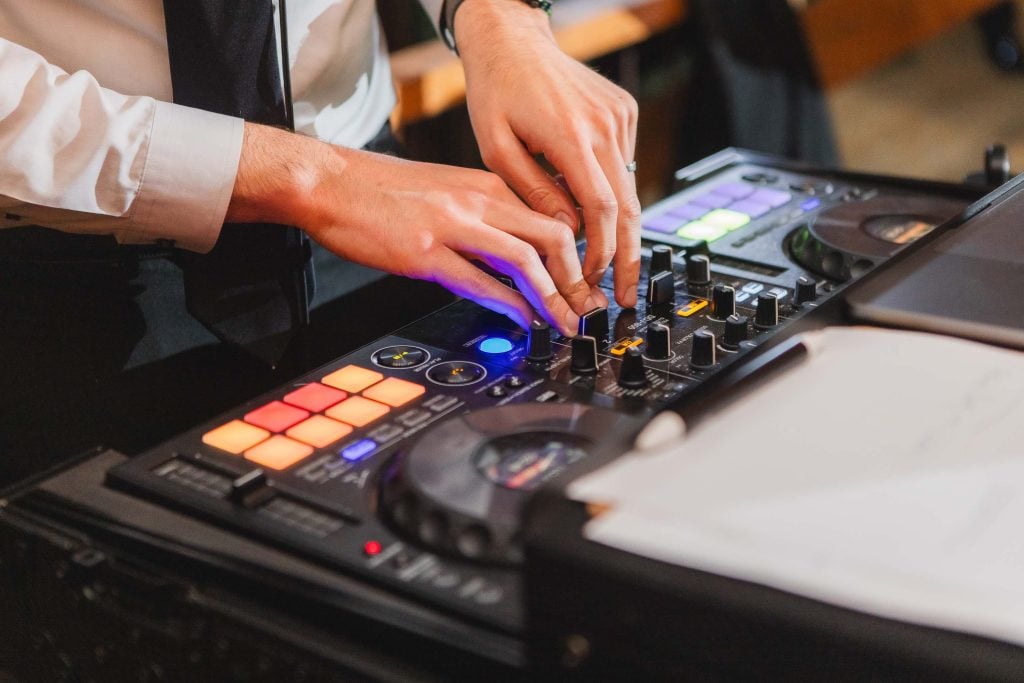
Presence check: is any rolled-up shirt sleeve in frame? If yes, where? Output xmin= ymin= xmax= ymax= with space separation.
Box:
xmin=0 ymin=37 xmax=242 ymax=253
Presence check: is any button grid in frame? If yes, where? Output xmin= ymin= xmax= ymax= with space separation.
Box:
xmin=643 ymin=179 xmax=795 ymax=243
xmin=202 ymin=363 xmax=429 ymax=472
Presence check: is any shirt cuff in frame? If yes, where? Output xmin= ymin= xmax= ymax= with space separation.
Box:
xmin=117 ymin=100 xmax=243 ymax=253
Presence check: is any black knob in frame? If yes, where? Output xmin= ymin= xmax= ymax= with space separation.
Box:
xmin=711 ymin=284 xmax=736 ymax=320
xmin=723 ymin=314 xmax=749 ymax=350
xmin=794 ymin=276 xmax=818 ymax=306
xmin=646 ymin=271 xmax=675 ymax=306
xmin=617 ymin=347 xmax=648 ymax=389
xmin=755 ymin=293 xmax=780 ymax=329
xmin=570 ymin=335 xmax=599 ymax=374
xmin=578 ymin=307 xmax=610 ymax=341
xmin=686 ymin=254 xmax=711 ymax=285
xmin=649 ymin=245 xmax=674 ymax=277
xmin=690 ymin=330 xmax=716 ymax=369
xmin=645 ymin=322 xmax=671 ymax=360
xmin=986 ymin=143 xmax=1011 ymax=186
xmin=526 ymin=321 xmax=552 ymax=362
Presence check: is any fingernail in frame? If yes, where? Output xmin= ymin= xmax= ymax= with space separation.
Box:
xmin=555 ymin=211 xmax=575 ymax=227
xmin=563 ymin=309 xmax=579 ymax=336
xmin=624 ymin=284 xmax=637 ymax=307
xmin=593 ymin=287 xmax=609 ymax=307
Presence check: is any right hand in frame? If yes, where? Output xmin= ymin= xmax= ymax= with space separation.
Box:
xmin=226 ymin=124 xmax=598 ymax=336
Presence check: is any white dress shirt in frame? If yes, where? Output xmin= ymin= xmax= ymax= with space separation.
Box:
xmin=0 ymin=0 xmax=444 ymax=252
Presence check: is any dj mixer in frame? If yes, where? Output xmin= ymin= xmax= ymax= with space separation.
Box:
xmin=99 ymin=149 xmax=976 ymax=663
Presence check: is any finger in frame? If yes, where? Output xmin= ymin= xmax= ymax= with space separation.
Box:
xmin=481 ymin=201 xmax=595 ymax=315
xmin=480 ymin=126 xmax=578 ymax=230
xmin=547 ymin=146 xmax=619 ymax=290
xmin=450 ymin=224 xmax=580 ymax=336
xmin=428 ymin=247 xmax=536 ymax=331
xmin=593 ymin=140 xmax=642 ymax=307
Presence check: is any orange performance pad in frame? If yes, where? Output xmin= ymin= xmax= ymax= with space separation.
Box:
xmin=202 ymin=420 xmax=270 ymax=455
xmin=244 ymin=435 xmax=314 ymax=470
xmin=283 ymin=383 xmax=347 ymax=413
xmin=286 ymin=415 xmax=353 ymax=448
xmin=326 ymin=395 xmax=390 ymax=427
xmin=245 ymin=401 xmax=310 ymax=433
xmin=362 ymin=377 xmax=426 ymax=407
xmin=321 ymin=365 xmax=384 ymax=393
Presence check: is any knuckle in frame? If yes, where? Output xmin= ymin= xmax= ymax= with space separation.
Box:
xmin=596 ymin=246 xmax=617 ymax=264
xmin=507 ymin=242 xmax=537 ymax=270
xmin=620 ymin=196 xmax=643 ymax=223
xmin=549 ymin=222 xmax=577 ymax=250
xmin=411 ymin=229 xmax=438 ymax=255
xmin=482 ymin=172 xmax=508 ymax=194
xmin=542 ymin=289 xmax=567 ymax=314
xmin=592 ymin=194 xmax=619 ymax=219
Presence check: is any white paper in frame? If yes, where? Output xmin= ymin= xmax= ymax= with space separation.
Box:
xmin=570 ymin=327 xmax=1024 ymax=645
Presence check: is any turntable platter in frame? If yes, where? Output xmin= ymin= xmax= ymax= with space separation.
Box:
xmin=380 ymin=403 xmax=645 ymax=565
xmin=788 ymin=195 xmax=967 ymax=280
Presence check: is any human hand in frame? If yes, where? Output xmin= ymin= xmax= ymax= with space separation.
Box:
xmin=455 ymin=0 xmax=642 ymax=309
xmin=226 ymin=124 xmax=599 ymax=336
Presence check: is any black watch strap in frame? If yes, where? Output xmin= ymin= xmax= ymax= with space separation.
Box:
xmin=440 ymin=0 xmax=553 ymax=52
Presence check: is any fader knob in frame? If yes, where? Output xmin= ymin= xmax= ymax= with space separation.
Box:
xmin=526 ymin=321 xmax=552 ymax=362
xmin=646 ymin=271 xmax=675 ymax=306
xmin=794 ymin=276 xmax=818 ymax=306
xmin=711 ymin=284 xmax=736 ymax=320
xmin=578 ymin=307 xmax=610 ymax=341
xmin=645 ymin=322 xmax=671 ymax=360
xmin=723 ymin=314 xmax=749 ymax=350
xmin=617 ymin=347 xmax=648 ymax=389
xmin=755 ymin=293 xmax=780 ymax=329
xmin=570 ymin=335 xmax=599 ymax=374
xmin=686 ymin=254 xmax=711 ymax=285
xmin=649 ymin=245 xmax=674 ymax=277
xmin=690 ymin=329 xmax=716 ymax=369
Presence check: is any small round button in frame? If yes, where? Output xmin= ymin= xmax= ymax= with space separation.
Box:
xmin=426 ymin=361 xmax=487 ymax=386
xmin=487 ymin=385 xmax=507 ymax=398
xmin=478 ymin=337 xmax=514 ymax=355
xmin=505 ymin=376 xmax=525 ymax=389
xmin=372 ymin=345 xmax=429 ymax=369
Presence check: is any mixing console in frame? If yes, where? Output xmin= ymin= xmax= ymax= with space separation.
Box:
xmin=107 ymin=151 xmax=973 ymax=638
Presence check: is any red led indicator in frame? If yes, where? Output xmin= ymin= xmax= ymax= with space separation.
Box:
xmin=363 ymin=540 xmax=383 ymax=557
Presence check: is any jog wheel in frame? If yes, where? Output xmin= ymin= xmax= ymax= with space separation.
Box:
xmin=380 ymin=403 xmax=644 ymax=565
xmin=787 ymin=195 xmax=966 ymax=281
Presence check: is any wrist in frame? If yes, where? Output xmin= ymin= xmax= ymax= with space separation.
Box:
xmin=452 ymin=0 xmax=555 ymax=58
xmin=226 ymin=123 xmax=335 ymax=228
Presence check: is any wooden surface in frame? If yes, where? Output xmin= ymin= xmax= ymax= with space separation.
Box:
xmin=803 ymin=0 xmax=1004 ymax=88
xmin=389 ymin=0 xmax=688 ymax=129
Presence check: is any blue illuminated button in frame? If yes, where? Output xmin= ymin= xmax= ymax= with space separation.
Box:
xmin=340 ymin=439 xmax=377 ymax=462
xmin=801 ymin=198 xmax=821 ymax=212
xmin=479 ymin=337 xmax=514 ymax=354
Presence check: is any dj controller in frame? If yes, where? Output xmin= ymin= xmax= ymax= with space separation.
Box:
xmin=2 ymin=148 xmax=983 ymax=679
xmin=98 ymin=150 xmax=976 ymax=661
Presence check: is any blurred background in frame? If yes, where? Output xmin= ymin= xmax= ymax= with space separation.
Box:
xmin=378 ymin=0 xmax=1024 ymax=205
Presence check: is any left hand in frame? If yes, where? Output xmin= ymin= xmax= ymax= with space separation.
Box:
xmin=455 ymin=0 xmax=642 ymax=310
